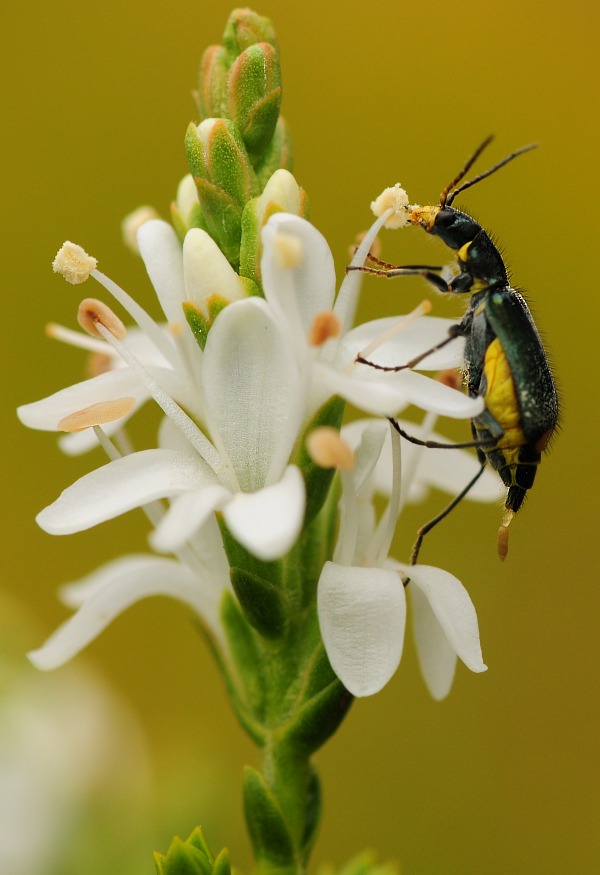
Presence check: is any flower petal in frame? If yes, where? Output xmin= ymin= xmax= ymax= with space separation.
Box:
xmin=28 ymin=555 xmax=211 ymax=670
xmin=311 ymin=361 xmax=410 ymax=417
xmin=202 ymin=297 xmax=303 ymax=490
xmin=343 ymin=418 xmax=503 ymax=502
xmin=36 ymin=449 xmax=217 ymax=535
xmin=137 ymin=220 xmax=186 ymax=325
xmin=342 ymin=315 xmax=465 ymax=370
xmin=261 ymin=213 xmax=337 ymax=334
xmin=380 ymin=370 xmax=485 ymax=418
xmin=150 ymin=484 xmax=232 ymax=552
xmin=317 ymin=561 xmax=406 ymax=697
xmin=409 ymin=581 xmax=458 ymax=700
xmin=405 ymin=564 xmax=487 ymax=675
xmin=223 ymin=465 xmax=305 ymax=561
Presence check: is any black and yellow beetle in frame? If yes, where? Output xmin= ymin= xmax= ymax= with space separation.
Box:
xmin=355 ymin=137 xmax=559 ymax=562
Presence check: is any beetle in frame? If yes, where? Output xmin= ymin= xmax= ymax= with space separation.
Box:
xmin=354 ymin=137 xmax=559 ymax=562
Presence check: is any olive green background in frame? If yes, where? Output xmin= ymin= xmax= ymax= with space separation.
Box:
xmin=4 ymin=1 xmax=599 ymax=872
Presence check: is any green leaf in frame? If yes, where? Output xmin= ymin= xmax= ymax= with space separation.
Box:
xmin=243 ymin=765 xmax=295 ymax=868
xmin=220 ymin=591 xmax=266 ymax=721
xmin=284 ymin=673 xmax=353 ymax=755
xmin=153 ymin=836 xmax=211 ymax=875
xmin=231 ymin=566 xmax=288 ymax=639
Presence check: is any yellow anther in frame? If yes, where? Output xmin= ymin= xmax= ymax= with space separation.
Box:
xmin=306 ymin=427 xmax=355 ymax=471
xmin=58 ymin=397 xmax=136 ymax=432
xmin=77 ymin=298 xmax=126 ymax=340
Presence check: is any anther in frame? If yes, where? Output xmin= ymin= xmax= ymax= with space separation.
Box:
xmin=58 ymin=397 xmax=136 ymax=432
xmin=370 ymin=184 xmax=410 ymax=229
xmin=308 ymin=311 xmax=342 ymax=346
xmin=274 ymin=231 xmax=304 ymax=269
xmin=306 ymin=427 xmax=355 ymax=471
xmin=52 ymin=241 xmax=98 ymax=284
xmin=77 ymin=298 xmax=127 ymax=340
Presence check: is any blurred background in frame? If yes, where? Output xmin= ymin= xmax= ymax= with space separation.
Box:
xmin=3 ymin=0 xmax=598 ymax=872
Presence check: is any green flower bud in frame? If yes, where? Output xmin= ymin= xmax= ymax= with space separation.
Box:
xmin=228 ymin=42 xmax=282 ymax=161
xmin=197 ymin=45 xmax=230 ymax=119
xmin=153 ymin=827 xmax=217 ymax=875
xmin=185 ymin=119 xmax=259 ymax=265
xmin=239 ymin=169 xmax=309 ymax=289
xmin=222 ymin=9 xmax=278 ymax=56
xmin=254 ymin=116 xmax=294 ymax=189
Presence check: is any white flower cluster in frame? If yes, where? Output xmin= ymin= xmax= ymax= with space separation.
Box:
xmin=18 ymin=181 xmax=501 ymax=698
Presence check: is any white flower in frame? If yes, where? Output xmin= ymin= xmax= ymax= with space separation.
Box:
xmin=260 ymin=212 xmax=486 ymax=423
xmin=317 ymin=418 xmax=489 ymax=700
xmin=20 ymin=202 xmax=493 ymax=673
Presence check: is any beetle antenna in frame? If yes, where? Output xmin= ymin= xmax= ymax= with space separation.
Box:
xmin=439 ymin=135 xmax=494 ymax=208
xmin=445 ymin=142 xmax=538 ymax=207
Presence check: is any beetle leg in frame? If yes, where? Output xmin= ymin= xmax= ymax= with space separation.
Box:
xmin=408 ymin=460 xmax=488 ymax=566
xmin=356 ymin=323 xmax=463 ymax=373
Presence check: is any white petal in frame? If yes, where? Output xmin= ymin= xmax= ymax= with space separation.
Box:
xmin=36 ymin=449 xmax=217 ymax=535
xmin=28 ymin=555 xmax=209 ymax=670
xmin=405 ymin=564 xmax=487 ymax=674
xmin=137 ymin=220 xmax=186 ymax=325
xmin=312 ymin=361 xmax=410 ymax=417
xmin=382 ymin=370 xmax=484 ymax=418
xmin=317 ymin=562 xmax=406 ymax=697
xmin=223 ymin=465 xmax=305 ymax=561
xmin=203 ymin=298 xmax=303 ymax=490
xmin=150 ymin=484 xmax=231 ymax=552
xmin=344 ymin=418 xmax=503 ymax=502
xmin=183 ymin=227 xmax=246 ymax=309
xmin=261 ymin=213 xmax=337 ymax=333
xmin=409 ymin=582 xmax=458 ymax=700
xmin=17 ymin=370 xmax=148 ymax=432
xmin=343 ymin=315 xmax=465 ymax=370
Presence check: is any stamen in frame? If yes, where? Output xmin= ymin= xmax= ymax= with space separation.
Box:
xmin=90 ymin=268 xmax=182 ymax=370
xmin=306 ymin=427 xmax=355 ymax=471
xmin=45 ymin=322 xmax=115 ymax=356
xmin=273 ymin=231 xmax=304 ymax=269
xmin=53 ymin=242 xmax=97 ymax=284
xmin=91 ymin=320 xmax=230 ymax=485
xmin=335 ymin=207 xmax=395 ymax=331
xmin=121 ymin=206 xmax=160 ymax=254
xmin=58 ymin=398 xmax=136 ymax=432
xmin=370 ymin=184 xmax=410 ymax=229
xmin=77 ymin=298 xmax=127 ymax=340
xmin=348 ymin=231 xmax=382 ymax=262
xmin=353 ymin=299 xmax=432 ymax=369
xmin=308 ymin=311 xmax=342 ymax=346
xmin=497 ymin=509 xmax=514 ymax=561
xmin=372 ymin=421 xmax=403 ymax=566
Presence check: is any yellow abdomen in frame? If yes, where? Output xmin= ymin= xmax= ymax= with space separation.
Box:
xmin=483 ymin=338 xmax=526 ymax=449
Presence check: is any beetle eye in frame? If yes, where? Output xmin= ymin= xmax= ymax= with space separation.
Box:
xmin=435 ymin=209 xmax=455 ymax=228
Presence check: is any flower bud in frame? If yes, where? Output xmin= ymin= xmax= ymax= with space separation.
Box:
xmin=227 ymin=42 xmax=281 ymax=161
xmin=170 ymin=174 xmax=207 ymax=239
xmin=185 ymin=118 xmax=259 ymax=265
xmin=222 ymin=9 xmax=277 ymax=56
xmin=197 ymin=44 xmax=229 ymax=119
xmin=239 ymin=169 xmax=308 ymax=289
xmin=254 ymin=116 xmax=293 ymax=189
